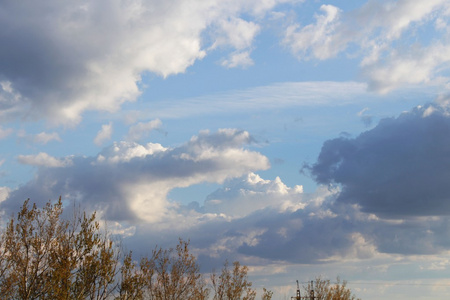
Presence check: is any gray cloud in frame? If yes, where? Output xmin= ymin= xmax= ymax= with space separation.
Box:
xmin=0 ymin=0 xmax=295 ymax=124
xmin=237 ymin=214 xmax=357 ymax=263
xmin=8 ymin=103 xmax=450 ymax=265
xmin=306 ymin=103 xmax=450 ymax=218
xmin=2 ymin=129 xmax=269 ymax=222
xmin=8 ymin=143 xmax=450 ymax=266
xmin=195 ymin=183 xmax=450 ymax=263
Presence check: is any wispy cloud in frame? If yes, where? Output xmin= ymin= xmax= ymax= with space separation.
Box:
xmin=17 ymin=152 xmax=72 ymax=168
xmin=17 ymin=131 xmax=62 ymax=145
xmin=126 ymin=81 xmax=370 ymax=120
xmin=0 ymin=126 xmax=13 ymax=140
xmin=94 ymin=122 xmax=113 ymax=146
xmin=126 ymin=119 xmax=162 ymax=142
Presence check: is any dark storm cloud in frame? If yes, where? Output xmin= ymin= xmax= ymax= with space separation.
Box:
xmin=237 ymin=209 xmax=356 ymax=263
xmin=215 ymin=200 xmax=450 ymax=262
xmin=306 ymin=103 xmax=450 ymax=218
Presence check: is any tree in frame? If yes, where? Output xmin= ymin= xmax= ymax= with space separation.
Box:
xmin=305 ymin=277 xmax=361 ymax=300
xmin=261 ymin=287 xmax=273 ymax=300
xmin=0 ymin=198 xmax=120 ymax=299
xmin=117 ymin=251 xmax=146 ymax=300
xmin=211 ymin=260 xmax=257 ymax=300
xmin=119 ymin=239 xmax=209 ymax=300
xmin=0 ymin=198 xmax=261 ymax=300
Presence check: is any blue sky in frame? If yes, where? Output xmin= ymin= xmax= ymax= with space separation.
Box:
xmin=1 ymin=0 xmax=450 ymax=299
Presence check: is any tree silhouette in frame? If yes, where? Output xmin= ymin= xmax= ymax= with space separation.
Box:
xmin=0 ymin=198 xmax=119 ymax=299
xmin=211 ymin=260 xmax=257 ymax=300
xmin=0 ymin=198 xmax=274 ymax=300
xmin=305 ymin=277 xmax=361 ymax=300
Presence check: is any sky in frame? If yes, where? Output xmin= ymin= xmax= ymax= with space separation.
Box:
xmin=1 ymin=0 xmax=450 ymax=299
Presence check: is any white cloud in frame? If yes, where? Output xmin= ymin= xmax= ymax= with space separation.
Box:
xmin=358 ymin=0 xmax=446 ymax=41
xmin=0 ymin=187 xmax=9 ymax=203
xmin=357 ymin=107 xmax=369 ymax=116
xmin=0 ymin=126 xmax=13 ymax=140
xmin=4 ymin=129 xmax=269 ymax=223
xmin=284 ymin=4 xmax=342 ymax=60
xmin=96 ymin=141 xmax=167 ymax=164
xmin=94 ymin=122 xmax=113 ymax=146
xmin=34 ymin=132 xmax=62 ymax=144
xmin=0 ymin=0 xmax=296 ymax=124
xmin=17 ymin=131 xmax=61 ymax=145
xmin=211 ymin=16 xmax=260 ymax=68
xmin=6 ymin=131 xmax=450 ymax=270
xmin=204 ymin=172 xmax=305 ymax=217
xmin=221 ymin=51 xmax=254 ymax=68
xmin=211 ymin=17 xmax=260 ymax=50
xmin=17 ymin=152 xmax=73 ymax=168
xmin=0 ymin=81 xmax=24 ymax=121
xmin=126 ymin=81 xmax=372 ymax=119
xmin=126 ymin=119 xmax=162 ymax=142
xmin=364 ymin=42 xmax=450 ymax=93
xmin=284 ymin=0 xmax=450 ymax=92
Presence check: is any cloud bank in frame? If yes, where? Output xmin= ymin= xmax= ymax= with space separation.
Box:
xmin=0 ymin=0 xmax=295 ymax=124
xmin=1 ymin=0 xmax=447 ymax=127
xmin=284 ymin=0 xmax=450 ymax=93
xmin=5 ymin=116 xmax=450 ymax=266
xmin=3 ymin=129 xmax=269 ymax=223
xmin=307 ymin=103 xmax=450 ymax=218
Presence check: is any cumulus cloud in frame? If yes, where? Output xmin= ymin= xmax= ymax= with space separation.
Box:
xmin=94 ymin=122 xmax=113 ymax=146
xmin=192 ymin=174 xmax=450 ymax=263
xmin=306 ymin=102 xmax=450 ymax=218
xmin=364 ymin=42 xmax=450 ymax=93
xmin=284 ymin=5 xmax=343 ymax=60
xmin=123 ymin=177 xmax=357 ymax=265
xmin=3 ymin=129 xmax=269 ymax=223
xmin=8 ymin=140 xmax=450 ymax=264
xmin=284 ymin=0 xmax=450 ymax=92
xmin=211 ymin=16 xmax=260 ymax=68
xmin=204 ymin=172 xmax=304 ymax=217
xmin=17 ymin=152 xmax=73 ymax=168
xmin=221 ymin=51 xmax=254 ymax=68
xmin=0 ymin=0 xmax=295 ymax=125
xmin=157 ymin=105 xmax=450 ymax=262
